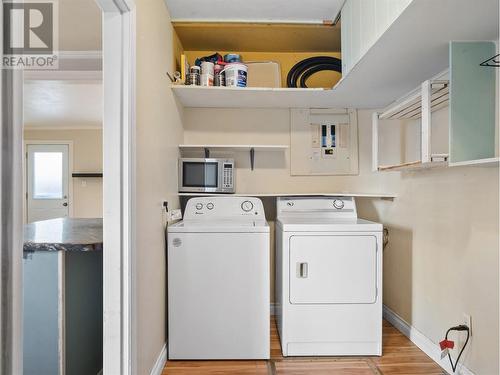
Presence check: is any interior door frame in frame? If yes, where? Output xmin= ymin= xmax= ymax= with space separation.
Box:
xmin=95 ymin=0 xmax=137 ymax=374
xmin=0 ymin=31 xmax=24 ymax=375
xmin=0 ymin=0 xmax=137 ymax=374
xmin=23 ymin=141 xmax=75 ymax=223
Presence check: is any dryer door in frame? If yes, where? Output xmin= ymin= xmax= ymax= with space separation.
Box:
xmin=289 ymin=235 xmax=377 ymax=304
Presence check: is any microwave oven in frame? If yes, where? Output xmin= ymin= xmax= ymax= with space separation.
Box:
xmin=178 ymin=158 xmax=235 ymax=193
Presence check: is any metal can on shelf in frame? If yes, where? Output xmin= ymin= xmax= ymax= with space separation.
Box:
xmin=186 ymin=66 xmax=201 ymax=85
xmin=200 ymin=73 xmax=214 ymax=86
xmin=214 ymin=64 xmax=224 ymax=86
xmin=200 ymin=62 xmax=214 ymax=86
xmin=186 ymin=73 xmax=200 ymax=85
xmin=200 ymin=61 xmax=214 ymax=75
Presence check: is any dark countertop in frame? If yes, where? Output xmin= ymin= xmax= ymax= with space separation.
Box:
xmin=24 ymin=218 xmax=103 ymax=252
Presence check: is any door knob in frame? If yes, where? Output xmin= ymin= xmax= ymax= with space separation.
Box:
xmin=63 ymin=202 xmax=68 ymax=207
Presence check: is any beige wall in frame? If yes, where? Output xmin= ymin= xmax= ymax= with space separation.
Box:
xmin=183 ymin=108 xmax=499 ymax=375
xmin=24 ymin=128 xmax=103 ymax=218
xmin=59 ymin=0 xmax=102 ymax=51
xmin=135 ymin=0 xmax=184 ymax=374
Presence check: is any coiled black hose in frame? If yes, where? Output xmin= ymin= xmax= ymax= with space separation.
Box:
xmin=287 ymin=56 xmax=342 ymax=88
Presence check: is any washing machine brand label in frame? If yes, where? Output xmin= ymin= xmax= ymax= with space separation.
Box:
xmin=172 ymin=238 xmax=182 ymax=247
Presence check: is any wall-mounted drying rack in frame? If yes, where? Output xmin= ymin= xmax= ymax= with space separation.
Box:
xmin=178 ymin=145 xmax=289 ymax=171
xmin=373 ymin=42 xmax=499 ymax=171
xmin=373 ymin=78 xmax=450 ymax=172
xmin=72 ymin=172 xmax=103 ymax=178
xmin=378 ymin=80 xmax=449 ymax=120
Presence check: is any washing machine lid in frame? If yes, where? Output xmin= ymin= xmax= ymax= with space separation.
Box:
xmin=168 ymin=219 xmax=270 ymax=233
xmin=277 ymin=217 xmax=382 ymax=232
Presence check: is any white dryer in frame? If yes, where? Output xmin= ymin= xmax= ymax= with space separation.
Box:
xmin=275 ymin=196 xmax=383 ymax=357
xmin=167 ymin=196 xmax=270 ymax=359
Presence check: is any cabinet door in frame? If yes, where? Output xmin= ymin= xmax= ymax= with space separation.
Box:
xmin=23 ymin=252 xmax=61 ymax=375
xmin=289 ymin=235 xmax=377 ymax=304
xmin=450 ymin=41 xmax=496 ymax=163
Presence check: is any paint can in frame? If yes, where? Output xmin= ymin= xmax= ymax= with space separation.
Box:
xmin=221 ymin=63 xmax=247 ymax=87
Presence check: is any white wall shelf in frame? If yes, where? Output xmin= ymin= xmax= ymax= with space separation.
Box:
xmin=179 ymin=144 xmax=288 ymax=152
xmin=172 ymin=86 xmax=339 ymax=109
xmin=172 ymin=0 xmax=497 ymax=109
xmin=179 ymin=144 xmax=289 ymax=170
xmin=178 ymin=192 xmax=397 ymax=198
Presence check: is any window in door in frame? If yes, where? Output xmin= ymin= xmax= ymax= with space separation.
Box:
xmin=26 ymin=144 xmax=70 ymax=223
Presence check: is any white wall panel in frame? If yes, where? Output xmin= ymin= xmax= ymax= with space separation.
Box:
xmin=342 ymin=0 xmax=413 ymax=76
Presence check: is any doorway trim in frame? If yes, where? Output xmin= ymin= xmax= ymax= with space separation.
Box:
xmin=95 ymin=0 xmax=137 ymax=374
xmin=0 ymin=0 xmax=136 ymax=374
xmin=23 ymin=140 xmax=75 ymax=223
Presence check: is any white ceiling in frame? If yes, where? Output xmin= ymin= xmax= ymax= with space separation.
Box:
xmin=24 ymin=81 xmax=102 ymax=129
xmin=164 ymin=0 xmax=345 ymax=23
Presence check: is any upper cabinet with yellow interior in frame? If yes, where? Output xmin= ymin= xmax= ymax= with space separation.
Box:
xmin=165 ymin=0 xmax=344 ymax=95
xmin=165 ymin=0 xmax=499 ymax=109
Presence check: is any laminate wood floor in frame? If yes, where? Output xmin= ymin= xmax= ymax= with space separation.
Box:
xmin=162 ymin=318 xmax=446 ymax=375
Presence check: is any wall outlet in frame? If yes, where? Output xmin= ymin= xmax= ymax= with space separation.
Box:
xmin=462 ymin=313 xmax=472 ymax=336
xmin=166 ymin=209 xmax=182 ymax=223
xmin=170 ymin=209 xmax=182 ymax=221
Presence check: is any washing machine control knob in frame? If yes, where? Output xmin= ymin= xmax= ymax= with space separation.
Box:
xmin=333 ymin=199 xmax=344 ymax=209
xmin=206 ymin=203 xmax=214 ymax=210
xmin=195 ymin=203 xmax=203 ymax=210
xmin=241 ymin=200 xmax=254 ymax=212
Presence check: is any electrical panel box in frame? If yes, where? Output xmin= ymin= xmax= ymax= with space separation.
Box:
xmin=291 ymin=109 xmax=358 ymax=175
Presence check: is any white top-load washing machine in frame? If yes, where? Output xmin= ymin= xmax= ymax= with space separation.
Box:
xmin=275 ymin=196 xmax=383 ymax=357
xmin=167 ymin=196 xmax=270 ymax=359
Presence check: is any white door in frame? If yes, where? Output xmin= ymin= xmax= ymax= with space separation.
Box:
xmin=26 ymin=144 xmax=70 ymax=223
xmin=289 ymin=235 xmax=377 ymax=304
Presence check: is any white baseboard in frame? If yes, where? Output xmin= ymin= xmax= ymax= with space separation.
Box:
xmin=150 ymin=343 xmax=167 ymax=375
xmin=383 ymin=305 xmax=474 ymax=375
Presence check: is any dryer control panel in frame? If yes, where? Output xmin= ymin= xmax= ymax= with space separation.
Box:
xmin=277 ymin=196 xmax=357 ymax=219
xmin=184 ymin=196 xmax=266 ymax=221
